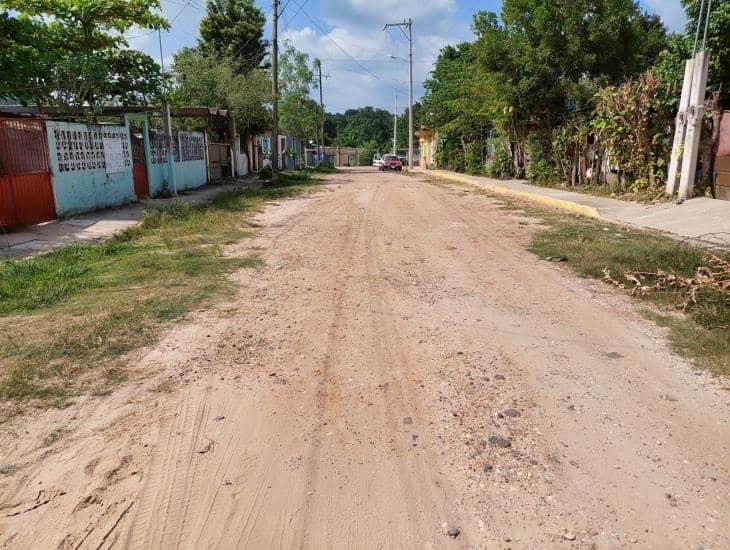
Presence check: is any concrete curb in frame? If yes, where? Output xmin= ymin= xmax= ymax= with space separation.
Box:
xmin=426 ymin=170 xmax=602 ymax=219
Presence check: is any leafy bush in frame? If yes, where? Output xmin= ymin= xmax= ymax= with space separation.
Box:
xmin=259 ymin=164 xmax=272 ymax=180
xmin=487 ymin=146 xmax=514 ymax=179
xmin=593 ymin=70 xmax=672 ymax=192
xmin=465 ymin=142 xmax=484 ymax=175
xmin=452 ymin=150 xmax=466 ymax=173
xmin=527 ymin=129 xmax=561 ymax=184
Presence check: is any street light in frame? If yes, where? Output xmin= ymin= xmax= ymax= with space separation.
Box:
xmin=384 ymin=19 xmax=414 ymax=170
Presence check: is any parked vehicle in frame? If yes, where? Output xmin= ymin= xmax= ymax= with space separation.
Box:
xmin=379 ymin=154 xmax=403 ymax=171
xmin=372 ymin=153 xmax=384 ymax=168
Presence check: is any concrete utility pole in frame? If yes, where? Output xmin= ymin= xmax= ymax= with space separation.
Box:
xmin=385 ymin=18 xmax=414 ymax=169
xmin=666 ymin=0 xmax=713 ymax=200
xmin=314 ymin=59 xmax=327 ymax=159
xmin=158 ymin=29 xmax=177 ymax=195
xmin=271 ymin=0 xmax=280 ymax=179
xmin=393 ymin=95 xmax=398 ymax=155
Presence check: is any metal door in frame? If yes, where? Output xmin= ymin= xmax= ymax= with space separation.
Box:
xmin=130 ymin=126 xmax=150 ymax=199
xmin=0 ymin=118 xmax=56 ymax=227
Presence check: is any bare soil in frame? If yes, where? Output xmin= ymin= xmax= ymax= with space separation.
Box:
xmin=0 ymin=168 xmax=728 ymax=549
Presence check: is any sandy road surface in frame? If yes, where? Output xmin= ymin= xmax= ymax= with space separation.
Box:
xmin=0 ymin=168 xmax=728 ymax=549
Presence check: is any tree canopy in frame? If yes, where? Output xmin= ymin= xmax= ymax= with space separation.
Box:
xmin=278 ymin=41 xmax=320 ymax=141
xmin=173 ymin=0 xmax=272 ymax=136
xmin=199 ymin=0 xmax=267 ymax=74
xmin=422 ymin=0 xmax=681 ymax=184
xmin=0 ymin=0 xmax=167 ymax=109
xmin=172 ymin=48 xmax=271 ymax=135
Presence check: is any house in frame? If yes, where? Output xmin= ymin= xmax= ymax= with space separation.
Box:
xmin=254 ymin=132 xmax=306 ymax=171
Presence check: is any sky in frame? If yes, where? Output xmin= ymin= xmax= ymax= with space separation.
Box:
xmin=129 ymin=0 xmax=688 ymax=114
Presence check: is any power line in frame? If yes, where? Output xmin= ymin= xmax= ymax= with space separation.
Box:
xmin=281 ymin=0 xmax=310 ymax=32
xmin=294 ymin=6 xmax=403 ymax=95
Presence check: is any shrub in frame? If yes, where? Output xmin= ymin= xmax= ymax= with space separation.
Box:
xmin=259 ymin=164 xmax=272 ymax=180
xmin=527 ymin=129 xmax=561 ymax=184
xmin=452 ymin=150 xmax=466 ymax=173
xmin=487 ymin=146 xmax=514 ymax=179
xmin=465 ymin=142 xmax=484 ymax=175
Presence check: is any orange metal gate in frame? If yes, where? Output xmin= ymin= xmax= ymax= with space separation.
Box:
xmin=0 ymin=118 xmax=56 ymax=227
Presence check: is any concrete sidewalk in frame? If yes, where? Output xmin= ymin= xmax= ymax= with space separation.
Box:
xmin=1 ymin=179 xmax=255 ymax=259
xmin=427 ymin=169 xmax=730 ymax=249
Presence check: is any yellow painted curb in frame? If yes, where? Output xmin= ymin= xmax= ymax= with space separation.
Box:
xmin=426 ymin=170 xmax=602 ymax=219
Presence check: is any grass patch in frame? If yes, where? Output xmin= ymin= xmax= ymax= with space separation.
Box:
xmin=0 ymin=172 xmax=320 ymax=410
xmin=418 ymin=172 xmax=730 ymax=377
xmin=528 ymin=215 xmax=729 ymax=376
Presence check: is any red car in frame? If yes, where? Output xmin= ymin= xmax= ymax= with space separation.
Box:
xmin=379 ymin=154 xmax=403 ymax=171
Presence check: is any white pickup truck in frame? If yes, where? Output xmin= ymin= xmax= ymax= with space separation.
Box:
xmin=372 ymin=154 xmax=384 ymax=168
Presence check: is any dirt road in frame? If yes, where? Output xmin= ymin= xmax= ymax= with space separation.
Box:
xmin=1 ymin=169 xmax=728 ymax=549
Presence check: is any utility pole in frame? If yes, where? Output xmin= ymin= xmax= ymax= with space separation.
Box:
xmin=393 ymin=95 xmax=398 ymax=155
xmin=271 ymin=0 xmax=280 ymax=179
xmin=666 ymin=0 xmax=713 ymax=200
xmin=158 ymin=29 xmax=177 ymax=194
xmin=384 ymin=18 xmax=414 ymax=169
xmin=314 ymin=59 xmax=326 ymax=161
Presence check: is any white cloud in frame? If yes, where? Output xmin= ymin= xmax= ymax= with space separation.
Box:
xmin=641 ymin=0 xmax=687 ymax=33
xmin=281 ymin=0 xmax=468 ymax=112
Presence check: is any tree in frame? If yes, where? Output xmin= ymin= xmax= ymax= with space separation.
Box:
xmin=278 ymin=41 xmax=319 ymax=141
xmin=0 ymin=0 xmax=167 ymax=109
xmin=173 ymin=48 xmax=271 ymax=136
xmin=681 ymin=0 xmax=730 ymax=97
xmin=396 ymin=102 xmax=423 ymax=152
xmin=423 ymin=2 xmax=668 ymax=176
xmin=199 ymin=0 xmax=267 ymax=74
xmin=337 ymin=107 xmax=393 ymax=150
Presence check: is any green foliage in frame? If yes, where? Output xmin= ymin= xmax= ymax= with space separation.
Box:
xmin=527 ymin=129 xmax=561 ymax=183
xmin=0 ymin=0 xmax=167 ymax=108
xmin=682 ymin=0 xmax=730 ymax=95
xmin=452 ymin=150 xmax=466 ymax=173
xmin=465 ymin=142 xmax=484 ymax=175
xmin=423 ymin=1 xmax=671 ymax=185
xmin=358 ymin=139 xmax=379 ymax=166
xmin=278 ymin=41 xmax=319 ymax=141
xmin=259 ymin=164 xmax=272 ymax=180
xmin=592 ymin=70 xmax=672 ymax=191
xmin=423 ymin=41 xmax=493 ymax=148
xmin=199 ymin=0 xmax=266 ymax=74
xmin=487 ymin=145 xmax=514 ymax=179
xmin=333 ymin=107 xmax=394 ymax=151
xmin=172 ymin=48 xmax=271 ymax=135
xmin=395 ymin=102 xmax=422 ymax=151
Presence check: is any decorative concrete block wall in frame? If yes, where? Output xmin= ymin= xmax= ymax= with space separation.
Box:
xmin=46 ymin=121 xmax=135 ymax=217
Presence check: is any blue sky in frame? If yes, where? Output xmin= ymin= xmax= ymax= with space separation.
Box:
xmin=129 ymin=0 xmax=687 ymax=113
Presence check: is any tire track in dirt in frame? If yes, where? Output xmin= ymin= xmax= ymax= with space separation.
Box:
xmin=0 ymin=170 xmax=727 ymax=549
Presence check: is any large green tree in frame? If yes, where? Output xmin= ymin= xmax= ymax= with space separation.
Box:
xmin=278 ymin=41 xmax=319 ymax=141
xmin=173 ymin=0 xmax=271 ymax=136
xmin=336 ymin=107 xmax=393 ymax=150
xmin=0 ymin=0 xmax=167 ymax=108
xmin=423 ymin=1 xmax=668 ymax=175
xmin=199 ymin=0 xmax=267 ymax=74
xmin=173 ymin=48 xmax=271 ymax=135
